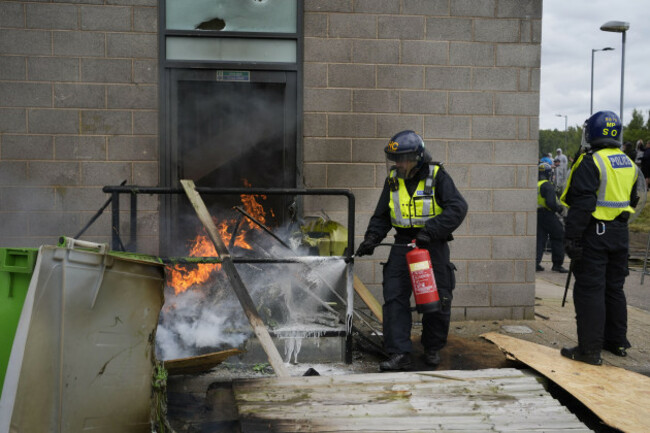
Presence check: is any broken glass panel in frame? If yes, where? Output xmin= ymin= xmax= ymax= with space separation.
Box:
xmin=166 ymin=0 xmax=297 ymax=33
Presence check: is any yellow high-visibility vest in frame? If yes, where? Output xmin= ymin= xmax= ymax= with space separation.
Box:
xmin=560 ymin=148 xmax=637 ymax=221
xmin=389 ymin=164 xmax=443 ymax=228
xmin=537 ymin=179 xmax=551 ymax=210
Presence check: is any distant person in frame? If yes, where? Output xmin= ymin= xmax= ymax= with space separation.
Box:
xmin=536 ymin=163 xmax=567 ymax=273
xmin=560 ymin=111 xmax=641 ymax=365
xmin=622 ymin=141 xmax=636 ymax=162
xmin=642 ymin=140 xmax=650 ymax=187
xmin=556 ymin=148 xmax=568 ymax=169
xmin=553 ymin=154 xmax=568 ymax=193
xmin=634 ymin=139 xmax=644 ymax=166
xmin=540 ymin=153 xmax=553 ymax=166
xmin=551 ymin=158 xmax=560 ymax=184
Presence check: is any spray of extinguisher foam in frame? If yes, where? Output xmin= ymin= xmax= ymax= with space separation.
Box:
xmin=406 ymin=242 xmax=441 ymax=314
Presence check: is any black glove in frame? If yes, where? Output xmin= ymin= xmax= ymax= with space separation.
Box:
xmin=415 ymin=230 xmax=432 ymax=248
xmin=355 ymin=237 xmax=378 ymax=257
xmin=564 ymin=238 xmax=583 ymax=260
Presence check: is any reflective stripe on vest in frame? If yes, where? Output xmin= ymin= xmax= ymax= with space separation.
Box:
xmin=561 ymin=148 xmax=636 ymax=221
xmin=537 ymin=179 xmax=550 ymax=210
xmin=389 ymin=164 xmax=442 ymax=228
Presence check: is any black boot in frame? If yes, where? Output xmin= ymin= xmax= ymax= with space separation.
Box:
xmin=423 ymin=349 xmax=440 ymax=366
xmin=551 ymin=265 xmax=569 ymax=273
xmin=379 ymin=353 xmax=412 ymax=372
xmin=602 ymin=342 xmax=628 ymax=357
xmin=560 ymin=346 xmax=602 ymax=365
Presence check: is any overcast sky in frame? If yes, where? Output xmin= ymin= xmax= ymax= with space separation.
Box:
xmin=539 ymin=0 xmax=650 ymax=132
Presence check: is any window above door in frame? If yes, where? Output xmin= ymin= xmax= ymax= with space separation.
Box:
xmin=162 ymin=0 xmax=300 ymax=65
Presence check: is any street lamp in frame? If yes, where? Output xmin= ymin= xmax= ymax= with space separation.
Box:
xmin=600 ymin=20 xmax=629 ymax=140
xmin=555 ymin=114 xmax=568 ymax=151
xmin=590 ymin=47 xmax=614 ymax=115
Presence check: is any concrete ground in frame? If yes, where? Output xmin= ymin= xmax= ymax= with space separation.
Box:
xmin=519 ymin=253 xmax=650 ymax=376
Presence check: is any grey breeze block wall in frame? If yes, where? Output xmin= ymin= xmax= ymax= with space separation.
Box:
xmin=0 ymin=0 xmax=159 ymax=254
xmin=301 ymin=0 xmax=543 ymax=321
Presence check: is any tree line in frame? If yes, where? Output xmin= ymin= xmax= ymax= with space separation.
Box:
xmin=539 ymin=108 xmax=650 ymax=162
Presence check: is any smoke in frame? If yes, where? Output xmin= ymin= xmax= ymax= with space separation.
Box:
xmin=154 ymin=223 xmax=350 ymax=362
xmin=155 ymin=287 xmax=248 ymax=360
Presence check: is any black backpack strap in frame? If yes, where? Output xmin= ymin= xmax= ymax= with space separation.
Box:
xmin=423 ymin=163 xmax=440 ymax=195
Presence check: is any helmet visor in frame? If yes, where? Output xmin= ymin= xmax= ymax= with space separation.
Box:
xmin=386 ymin=155 xmax=418 ymax=179
xmin=386 ymin=151 xmax=418 ymax=162
xmin=580 ymin=125 xmax=589 ymax=151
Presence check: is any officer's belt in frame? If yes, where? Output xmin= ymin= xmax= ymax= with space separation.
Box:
xmin=589 ymin=213 xmax=629 ymax=225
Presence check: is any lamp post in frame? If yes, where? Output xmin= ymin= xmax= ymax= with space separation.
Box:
xmin=555 ymin=114 xmax=568 ymax=151
xmin=600 ymin=20 xmax=629 ymax=140
xmin=590 ymin=47 xmax=614 ymax=115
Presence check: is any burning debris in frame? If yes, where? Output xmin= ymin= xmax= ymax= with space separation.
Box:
xmin=155 ymin=182 xmax=350 ymax=366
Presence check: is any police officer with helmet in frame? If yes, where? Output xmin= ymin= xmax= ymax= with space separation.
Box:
xmin=356 ymin=130 xmax=468 ymax=371
xmin=536 ymin=162 xmax=568 ymax=273
xmin=560 ymin=110 xmax=641 ymax=365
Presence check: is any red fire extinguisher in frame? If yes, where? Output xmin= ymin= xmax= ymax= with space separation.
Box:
xmin=406 ymin=242 xmax=440 ymax=313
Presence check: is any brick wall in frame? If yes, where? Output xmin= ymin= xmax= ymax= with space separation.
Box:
xmin=0 ymin=0 xmax=543 ymax=320
xmin=0 ymin=1 xmax=159 ymax=253
xmin=302 ymin=0 xmax=542 ymax=320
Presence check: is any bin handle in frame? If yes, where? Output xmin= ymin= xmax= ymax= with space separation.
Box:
xmin=60 ymin=237 xmax=109 ymax=309
xmin=60 ymin=236 xmax=109 ymax=255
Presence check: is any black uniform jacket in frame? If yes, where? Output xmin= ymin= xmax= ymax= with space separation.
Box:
xmin=364 ymin=160 xmax=468 ymax=248
xmin=539 ymin=179 xmax=562 ymax=213
xmin=563 ymin=148 xmax=639 ymax=240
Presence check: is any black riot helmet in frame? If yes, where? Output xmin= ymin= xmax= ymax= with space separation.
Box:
xmin=384 ymin=130 xmax=425 ymax=179
xmin=582 ymin=110 xmax=622 ymax=150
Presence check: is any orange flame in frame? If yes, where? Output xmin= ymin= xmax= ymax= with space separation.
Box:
xmin=166 ymin=182 xmax=272 ymax=295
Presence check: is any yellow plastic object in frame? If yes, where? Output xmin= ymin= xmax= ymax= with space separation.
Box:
xmin=0 ymin=243 xmax=164 ymax=433
xmin=300 ymin=217 xmax=348 ymax=256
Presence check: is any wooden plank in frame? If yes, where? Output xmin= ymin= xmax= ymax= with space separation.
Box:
xmin=180 ymin=179 xmax=289 ymax=377
xmin=482 ymin=332 xmax=650 ymax=433
xmin=353 ymin=274 xmax=383 ymax=322
xmin=165 ymin=348 xmax=243 ymax=375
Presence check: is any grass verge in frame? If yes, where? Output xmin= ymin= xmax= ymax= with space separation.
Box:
xmin=630 ymin=198 xmax=650 ymax=233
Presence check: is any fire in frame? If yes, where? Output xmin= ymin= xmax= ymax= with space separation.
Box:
xmin=166 ymin=234 xmax=219 ymax=295
xmin=166 ymin=181 xmax=272 ymax=294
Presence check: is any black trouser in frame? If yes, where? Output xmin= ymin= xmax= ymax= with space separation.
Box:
xmin=382 ymin=240 xmax=455 ymax=354
xmin=572 ymin=220 xmax=630 ymax=352
xmin=536 ymin=209 xmax=565 ymax=267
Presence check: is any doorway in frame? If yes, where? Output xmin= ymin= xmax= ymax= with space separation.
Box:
xmin=161 ymin=68 xmax=298 ymax=255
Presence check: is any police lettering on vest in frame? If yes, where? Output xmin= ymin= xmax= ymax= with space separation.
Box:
xmin=389 ymin=164 xmax=443 ymax=228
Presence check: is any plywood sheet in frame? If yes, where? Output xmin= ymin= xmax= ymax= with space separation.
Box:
xmin=482 ymin=332 xmax=650 ymax=433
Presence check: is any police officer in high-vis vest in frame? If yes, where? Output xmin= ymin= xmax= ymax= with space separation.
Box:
xmin=355 ymin=130 xmax=468 ymax=371
xmin=536 ymin=162 xmax=568 ymax=273
xmin=560 ymin=111 xmax=641 ymax=365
